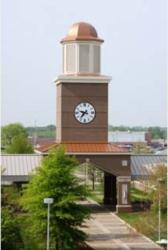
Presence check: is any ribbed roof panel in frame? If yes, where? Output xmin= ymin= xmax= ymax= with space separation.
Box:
xmin=131 ymin=155 xmax=167 ymax=179
xmin=1 ymin=154 xmax=42 ymax=176
xmin=2 ymin=154 xmax=166 ymax=182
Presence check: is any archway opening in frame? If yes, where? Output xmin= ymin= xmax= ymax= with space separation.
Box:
xmin=104 ymin=173 xmax=117 ymax=209
xmin=76 ymin=161 xmax=104 ymax=204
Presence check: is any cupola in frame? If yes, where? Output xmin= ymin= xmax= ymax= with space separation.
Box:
xmin=61 ymin=22 xmax=104 ymax=75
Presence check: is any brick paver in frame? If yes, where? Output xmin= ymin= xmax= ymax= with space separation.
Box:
xmin=80 ymin=200 xmax=162 ymax=250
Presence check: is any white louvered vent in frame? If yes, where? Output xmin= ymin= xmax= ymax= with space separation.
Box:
xmin=62 ymin=42 xmax=101 ymax=75
xmin=79 ymin=44 xmax=90 ymax=72
xmin=93 ymin=45 xmax=100 ymax=73
xmin=65 ymin=44 xmax=76 ymax=73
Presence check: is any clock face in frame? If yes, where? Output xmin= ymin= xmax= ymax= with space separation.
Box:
xmin=74 ymin=102 xmax=96 ymax=124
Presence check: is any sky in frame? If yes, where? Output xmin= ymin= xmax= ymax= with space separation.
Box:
xmin=1 ymin=0 xmax=167 ymax=127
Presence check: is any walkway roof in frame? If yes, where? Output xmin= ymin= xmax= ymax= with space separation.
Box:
xmin=1 ymin=154 xmax=42 ymax=182
xmin=1 ymin=154 xmax=167 ymax=182
xmin=131 ymin=155 xmax=167 ymax=180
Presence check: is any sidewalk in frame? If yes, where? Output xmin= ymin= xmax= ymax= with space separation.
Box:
xmin=81 ymin=200 xmax=162 ymax=250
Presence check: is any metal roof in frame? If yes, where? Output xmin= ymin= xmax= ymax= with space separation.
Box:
xmin=131 ymin=155 xmax=167 ymax=180
xmin=61 ymin=22 xmax=104 ymax=43
xmin=1 ymin=154 xmax=42 ymax=182
xmin=36 ymin=142 xmax=128 ymax=154
xmin=1 ymin=154 xmax=167 ymax=182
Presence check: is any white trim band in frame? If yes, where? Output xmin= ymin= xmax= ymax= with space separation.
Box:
xmin=116 ymin=205 xmax=132 ymax=208
xmin=55 ymin=75 xmax=111 ymax=84
xmin=117 ymin=176 xmax=131 ymax=182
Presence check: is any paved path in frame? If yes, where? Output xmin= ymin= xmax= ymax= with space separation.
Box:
xmin=80 ymin=200 xmax=162 ymax=250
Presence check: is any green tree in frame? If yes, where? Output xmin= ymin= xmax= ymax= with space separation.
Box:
xmin=6 ymin=134 xmax=33 ymax=154
xmin=124 ymin=165 xmax=167 ymax=241
xmin=46 ymin=124 xmax=56 ymax=130
xmin=20 ymin=147 xmax=90 ymax=250
xmin=148 ymin=127 xmax=167 ymax=140
xmin=149 ymin=164 xmax=167 ymax=214
xmin=1 ymin=207 xmax=23 ymax=250
xmin=2 ymin=123 xmax=28 ymax=148
xmin=2 ymin=185 xmax=21 ymax=211
xmin=1 ymin=185 xmax=24 ymax=249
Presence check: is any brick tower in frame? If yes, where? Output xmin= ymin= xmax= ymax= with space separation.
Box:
xmin=55 ymin=22 xmax=111 ymax=142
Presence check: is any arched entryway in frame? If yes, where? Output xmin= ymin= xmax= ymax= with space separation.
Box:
xmin=78 ymin=161 xmax=118 ymax=210
xmin=75 ymin=154 xmax=132 ymax=212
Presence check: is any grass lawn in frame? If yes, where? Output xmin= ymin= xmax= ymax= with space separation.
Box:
xmin=118 ymin=211 xmax=144 ymax=224
xmin=118 ymin=211 xmax=167 ymax=242
xmin=87 ymin=182 xmax=104 ymax=204
xmin=88 ymin=190 xmax=103 ymax=204
xmin=131 ymin=187 xmax=150 ymax=202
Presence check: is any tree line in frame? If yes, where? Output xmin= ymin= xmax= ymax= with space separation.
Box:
xmin=108 ymin=125 xmax=167 ymax=140
xmin=1 ymin=123 xmax=33 ymax=154
xmin=26 ymin=124 xmax=167 ymax=139
xmin=1 ymin=123 xmax=167 ymax=154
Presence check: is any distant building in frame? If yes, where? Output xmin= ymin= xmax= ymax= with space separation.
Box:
xmin=109 ymin=131 xmax=146 ymax=143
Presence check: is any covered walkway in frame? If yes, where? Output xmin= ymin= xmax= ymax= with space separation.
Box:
xmin=81 ymin=199 xmax=162 ymax=250
xmin=1 ymin=154 xmax=166 ymax=183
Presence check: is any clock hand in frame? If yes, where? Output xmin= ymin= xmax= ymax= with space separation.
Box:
xmin=80 ymin=110 xmax=88 ymax=118
xmin=81 ymin=112 xmax=86 ymax=118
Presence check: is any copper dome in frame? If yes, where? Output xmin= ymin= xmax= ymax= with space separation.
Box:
xmin=61 ymin=22 xmax=104 ymax=43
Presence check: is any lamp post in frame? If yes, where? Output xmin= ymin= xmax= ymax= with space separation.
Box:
xmin=158 ymin=179 xmax=161 ymax=242
xmin=85 ymin=158 xmax=90 ymax=188
xmin=157 ymin=178 xmax=164 ymax=242
xmin=156 ymin=178 xmax=167 ymax=250
xmin=44 ymin=198 xmax=54 ymax=250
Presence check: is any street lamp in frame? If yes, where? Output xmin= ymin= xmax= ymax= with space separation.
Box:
xmin=44 ymin=198 xmax=54 ymax=250
xmin=157 ymin=178 xmax=165 ymax=242
xmin=158 ymin=179 xmax=161 ymax=242
xmin=85 ymin=158 xmax=90 ymax=187
xmin=156 ymin=178 xmax=167 ymax=249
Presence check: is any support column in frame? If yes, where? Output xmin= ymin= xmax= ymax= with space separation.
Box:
xmin=103 ymin=173 xmax=117 ymax=207
xmin=116 ymin=176 xmax=132 ymax=213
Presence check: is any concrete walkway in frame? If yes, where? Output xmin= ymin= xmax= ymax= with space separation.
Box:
xmin=81 ymin=200 xmax=162 ymax=250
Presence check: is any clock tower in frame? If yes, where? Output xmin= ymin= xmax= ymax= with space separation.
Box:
xmin=55 ymin=22 xmax=111 ymax=142
xmin=38 ymin=22 xmax=132 ymax=213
